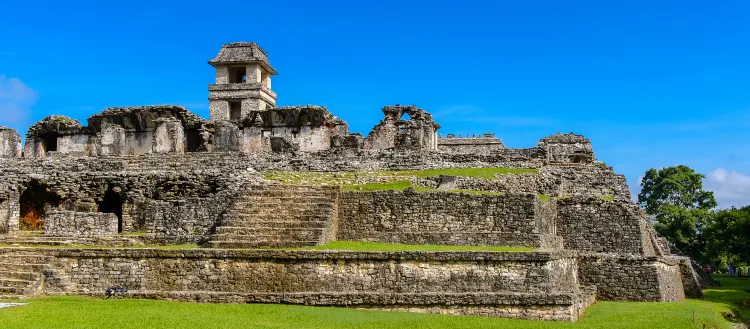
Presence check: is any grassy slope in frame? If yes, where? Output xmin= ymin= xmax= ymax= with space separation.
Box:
xmin=0 ymin=277 xmax=747 ymax=328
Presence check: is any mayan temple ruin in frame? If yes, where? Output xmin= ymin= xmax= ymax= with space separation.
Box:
xmin=0 ymin=42 xmax=708 ymax=322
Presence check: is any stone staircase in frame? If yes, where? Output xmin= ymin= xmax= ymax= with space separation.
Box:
xmin=0 ymin=250 xmax=47 ymax=299
xmin=208 ymin=185 xmax=340 ymax=248
xmin=3 ymin=231 xmax=75 ymax=247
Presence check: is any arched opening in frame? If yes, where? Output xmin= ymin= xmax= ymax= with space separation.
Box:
xmin=19 ymin=180 xmax=61 ymax=231
xmin=400 ymin=112 xmax=412 ymax=121
xmin=98 ymin=187 xmax=123 ymax=233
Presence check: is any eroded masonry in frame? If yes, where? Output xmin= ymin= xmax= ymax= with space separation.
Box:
xmin=0 ymin=42 xmax=708 ymax=322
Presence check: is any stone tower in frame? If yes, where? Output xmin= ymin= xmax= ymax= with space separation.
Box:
xmin=208 ymin=42 xmax=278 ymax=121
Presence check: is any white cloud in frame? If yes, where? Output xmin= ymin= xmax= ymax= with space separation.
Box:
xmin=0 ymin=75 xmax=38 ymax=125
xmin=704 ymin=168 xmax=750 ymax=209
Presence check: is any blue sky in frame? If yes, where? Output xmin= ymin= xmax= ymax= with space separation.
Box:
xmin=1 ymin=0 xmax=749 ymax=208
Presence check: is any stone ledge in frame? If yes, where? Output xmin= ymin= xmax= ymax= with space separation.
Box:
xmin=49 ymin=290 xmax=588 ymax=306
xmin=0 ymin=247 xmax=574 ymax=261
xmin=47 ymin=290 xmax=596 ymax=322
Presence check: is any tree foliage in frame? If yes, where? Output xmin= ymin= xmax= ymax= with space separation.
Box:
xmin=705 ymin=206 xmax=750 ymax=267
xmin=638 ymin=165 xmax=717 ymax=259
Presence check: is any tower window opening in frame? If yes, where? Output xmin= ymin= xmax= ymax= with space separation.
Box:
xmin=228 ymin=67 xmax=246 ymax=83
xmin=229 ymin=101 xmax=242 ymax=120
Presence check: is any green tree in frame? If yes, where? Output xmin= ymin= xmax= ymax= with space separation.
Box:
xmin=638 ymin=165 xmax=717 ymax=259
xmin=705 ymin=206 xmax=750 ymax=268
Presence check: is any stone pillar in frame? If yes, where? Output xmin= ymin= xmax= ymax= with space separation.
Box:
xmin=215 ymin=65 xmax=229 ymax=84
xmin=24 ymin=138 xmax=45 ymax=159
xmin=97 ymin=125 xmax=127 ymax=156
xmin=0 ymin=127 xmax=22 ymax=158
xmin=213 ymin=121 xmax=242 ymax=152
xmin=6 ymin=191 xmax=20 ymax=234
xmin=209 ymin=100 xmax=230 ymax=122
xmin=153 ymin=118 xmax=185 ymax=154
xmin=241 ymin=98 xmax=265 ymax=113
xmin=245 ymin=63 xmax=262 ymax=84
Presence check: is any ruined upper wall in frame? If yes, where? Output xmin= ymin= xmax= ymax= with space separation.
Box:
xmin=0 ymin=127 xmax=22 ymax=158
xmin=438 ymin=133 xmax=505 ymax=154
xmin=538 ymin=133 xmax=596 ymax=164
xmin=363 ymin=105 xmax=440 ymax=151
xmin=87 ymin=105 xmax=208 ymax=132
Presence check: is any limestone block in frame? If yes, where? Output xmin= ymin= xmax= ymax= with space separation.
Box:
xmin=153 ymin=118 xmax=185 ymax=154
xmin=0 ymin=127 xmax=22 ymax=158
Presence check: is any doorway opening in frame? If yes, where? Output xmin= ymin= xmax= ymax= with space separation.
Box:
xmin=19 ymin=180 xmax=61 ymax=230
xmin=98 ymin=186 xmax=123 ymax=233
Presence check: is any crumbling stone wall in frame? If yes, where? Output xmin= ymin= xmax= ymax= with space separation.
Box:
xmin=44 ymin=211 xmax=118 ymax=237
xmin=38 ymin=249 xmax=578 ymax=294
xmin=538 ymin=133 xmax=596 ymax=164
xmin=438 ymin=134 xmax=505 ymax=154
xmin=556 ymin=197 xmax=654 ymax=255
xmin=337 ymin=191 xmax=559 ymax=248
xmin=577 ymin=254 xmax=685 ymax=302
xmin=363 ymin=105 xmax=440 ymax=151
xmin=137 ymin=197 xmax=229 ymax=244
xmin=0 ymin=127 xmax=22 ymax=158
xmin=241 ymin=106 xmax=351 ymax=153
xmin=441 ymin=164 xmax=631 ymax=200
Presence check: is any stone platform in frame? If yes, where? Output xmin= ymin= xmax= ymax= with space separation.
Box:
xmin=1 ymin=248 xmax=595 ymax=321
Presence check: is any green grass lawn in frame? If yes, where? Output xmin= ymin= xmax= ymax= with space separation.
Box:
xmin=299 ymin=241 xmax=535 ymax=252
xmin=0 ymin=277 xmax=747 ymax=328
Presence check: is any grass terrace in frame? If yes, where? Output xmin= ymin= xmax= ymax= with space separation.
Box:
xmin=298 ymin=241 xmax=534 ymax=252
xmin=1 ymin=276 xmax=747 ymax=329
xmin=265 ymin=167 xmax=536 ymax=193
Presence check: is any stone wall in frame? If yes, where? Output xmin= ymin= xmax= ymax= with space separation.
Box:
xmin=44 ymin=211 xmax=118 ymax=237
xmin=538 ymin=133 xmax=596 ymax=164
xmin=441 ymin=164 xmax=630 ymax=200
xmin=0 ymin=127 xmax=23 ymax=158
xmin=437 ymin=135 xmax=504 ymax=154
xmin=337 ymin=191 xmax=559 ymax=248
xmin=136 ymin=197 xmax=228 ymax=244
xmin=578 ymin=254 xmax=685 ymax=302
xmin=556 ymin=197 xmax=654 ymax=255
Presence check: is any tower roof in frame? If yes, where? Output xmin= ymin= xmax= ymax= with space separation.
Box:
xmin=208 ymin=42 xmax=277 ymax=74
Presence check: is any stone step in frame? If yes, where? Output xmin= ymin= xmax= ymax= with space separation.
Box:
xmin=0 ymin=286 xmax=24 ymax=295
xmin=229 ymin=208 xmax=333 ymax=217
xmin=0 ymin=255 xmax=48 ymax=264
xmin=0 ymin=271 xmax=40 ymax=281
xmin=212 ymin=229 xmax=325 ymax=241
xmin=0 ymin=279 xmax=31 ymax=289
xmin=245 ymin=188 xmax=337 ymax=195
xmin=231 ymin=201 xmax=334 ymax=208
xmin=217 ymin=221 xmax=330 ymax=230
xmin=4 ymin=239 xmax=73 ymax=246
xmin=234 ymin=195 xmax=334 ymax=202
xmin=207 ymin=240 xmax=320 ymax=249
xmin=0 ymin=263 xmax=47 ymax=272
xmin=223 ymin=214 xmax=331 ymax=224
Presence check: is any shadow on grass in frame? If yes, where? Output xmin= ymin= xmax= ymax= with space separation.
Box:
xmin=704 ymin=276 xmax=750 ymax=326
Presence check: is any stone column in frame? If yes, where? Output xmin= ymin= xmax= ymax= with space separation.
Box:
xmin=0 ymin=127 xmax=22 ymax=158
xmin=213 ymin=120 xmax=242 ymax=152
xmin=153 ymin=118 xmax=185 ymax=154
xmin=245 ymin=63 xmax=262 ymax=83
xmin=97 ymin=125 xmax=127 ymax=156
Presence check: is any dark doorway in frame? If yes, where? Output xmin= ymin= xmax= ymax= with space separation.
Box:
xmin=42 ymin=135 xmax=58 ymax=152
xmin=98 ymin=187 xmax=123 ymax=233
xmin=185 ymin=130 xmax=200 ymax=152
xmin=229 ymin=101 xmax=242 ymax=120
xmin=19 ymin=180 xmax=61 ymax=230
